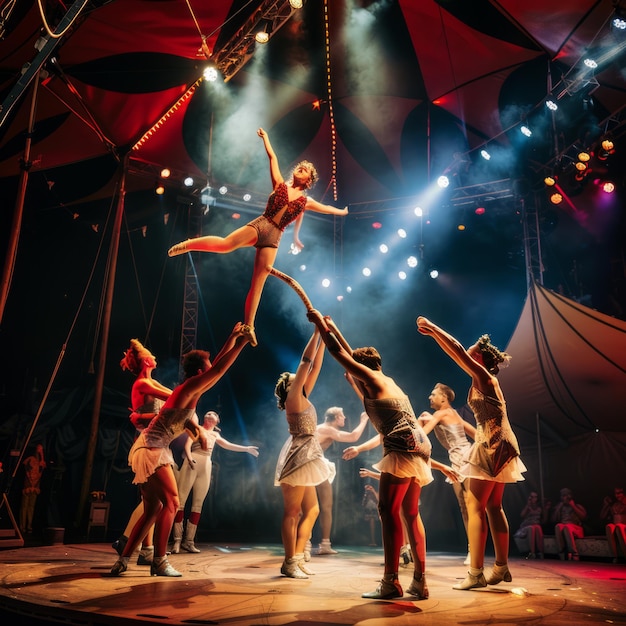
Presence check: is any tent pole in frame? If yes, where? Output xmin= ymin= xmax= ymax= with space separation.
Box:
xmin=0 ymin=72 xmax=41 ymax=325
xmin=74 ymin=155 xmax=128 ymax=531
xmin=536 ymin=412 xmax=545 ymax=506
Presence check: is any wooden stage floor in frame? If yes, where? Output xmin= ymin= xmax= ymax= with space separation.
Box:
xmin=0 ymin=541 xmax=625 ymax=625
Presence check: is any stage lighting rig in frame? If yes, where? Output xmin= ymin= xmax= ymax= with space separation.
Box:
xmin=212 ymin=0 xmax=308 ymax=82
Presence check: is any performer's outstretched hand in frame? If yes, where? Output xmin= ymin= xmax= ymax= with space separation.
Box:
xmin=343 ymin=446 xmax=359 ymax=460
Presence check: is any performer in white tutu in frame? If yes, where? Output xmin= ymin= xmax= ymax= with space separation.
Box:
xmin=110 ymin=323 xmax=251 ymax=578
xmin=416 ymin=317 xmax=526 ymax=590
xmin=274 ymin=327 xmax=332 ymax=579
xmin=307 ymin=310 xmax=459 ymax=600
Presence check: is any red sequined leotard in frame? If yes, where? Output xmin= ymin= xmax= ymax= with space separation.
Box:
xmin=264 ymin=181 xmax=307 ymax=230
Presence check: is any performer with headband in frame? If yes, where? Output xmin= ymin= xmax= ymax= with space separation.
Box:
xmin=168 ymin=128 xmax=348 ymax=348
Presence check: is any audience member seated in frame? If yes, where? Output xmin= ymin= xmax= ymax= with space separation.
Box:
xmin=600 ymin=486 xmax=626 ymax=563
xmin=549 ymin=487 xmax=587 ymax=561
xmin=513 ymin=491 xmax=548 ymax=559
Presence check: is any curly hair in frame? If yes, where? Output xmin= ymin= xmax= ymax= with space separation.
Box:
xmin=352 ymin=347 xmax=382 ymax=371
xmin=181 ymin=349 xmax=210 ymax=380
xmin=274 ymin=372 xmax=293 ymax=410
xmin=476 ymin=334 xmax=511 ymax=375
xmin=292 ymin=160 xmax=319 ymax=190
xmin=120 ymin=339 xmax=153 ymax=376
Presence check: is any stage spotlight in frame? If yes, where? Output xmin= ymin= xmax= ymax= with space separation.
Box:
xmin=544 ymin=175 xmax=556 ymax=186
xmin=155 ymin=184 xmax=165 ymax=195
xmin=289 ymin=0 xmax=303 ymax=7
xmin=337 ymin=295 xmax=344 ymax=302
xmin=289 ymin=243 xmax=301 ymax=255
xmin=414 ymin=206 xmax=423 ymax=217
xmin=243 ymin=193 xmax=251 ymax=201
xmin=321 ymin=278 xmax=331 ymax=288
xmin=575 ymin=161 xmax=587 ymax=172
xmin=457 ymin=224 xmax=466 ymax=231
xmin=480 ymin=149 xmax=491 ymax=160
xmin=407 ymin=256 xmax=418 ymax=268
xmin=602 ymin=181 xmax=615 ymax=193
xmin=602 ymin=138 xmax=615 ymax=152
xmin=299 ymin=264 xmax=306 ymax=271
xmin=183 ymin=177 xmax=194 ymax=187
xmin=583 ymin=58 xmax=598 ymax=69
xmin=219 ymin=186 xmax=228 ymax=194
xmin=160 ymin=168 xmax=171 ymax=178
xmin=437 ymin=175 xmax=449 ymax=188
xmin=362 ymin=267 xmax=372 ymax=277
xmin=545 ymin=99 xmax=558 ymax=111
xmin=379 ymin=244 xmax=389 ymax=254
xmin=372 ymin=221 xmax=382 ymax=229
xmin=577 ymin=151 xmax=591 ymax=162
xmin=429 ymin=269 xmax=439 ymax=279
xmin=397 ymin=228 xmax=407 ymax=238
xmin=255 ymin=23 xmax=270 ymax=44
xmin=203 ymin=64 xmax=219 ymax=82
xmin=598 ymin=138 xmax=615 ymax=160
xmin=550 ymin=192 xmax=563 ymax=205
xmin=613 ymin=16 xmax=626 ymax=30
xmin=475 ymin=207 xmax=486 ymax=215
xmin=398 ymin=271 xmax=407 ymax=280
xmin=520 ymin=125 xmax=532 ymax=137
xmin=346 ymin=286 xmax=352 ymax=293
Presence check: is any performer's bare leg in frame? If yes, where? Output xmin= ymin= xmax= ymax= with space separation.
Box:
xmin=168 ymin=226 xmax=256 ymax=256
xmin=244 ymin=247 xmax=278 ymax=343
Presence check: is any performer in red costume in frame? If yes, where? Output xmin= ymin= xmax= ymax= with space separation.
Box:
xmin=168 ymin=128 xmax=348 ymax=347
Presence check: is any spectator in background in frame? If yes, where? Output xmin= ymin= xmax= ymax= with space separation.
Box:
xmin=361 ymin=478 xmax=380 ymax=547
xmin=19 ymin=443 xmax=46 ymax=534
xmin=600 ymin=486 xmax=626 ymax=563
xmin=513 ymin=491 xmax=547 ymax=559
xmin=551 ymin=487 xmax=587 ymax=561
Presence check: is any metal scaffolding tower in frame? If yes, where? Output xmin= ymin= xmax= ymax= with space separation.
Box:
xmin=521 ymin=192 xmax=544 ymax=288
xmin=179 ymin=207 xmax=202 ymax=362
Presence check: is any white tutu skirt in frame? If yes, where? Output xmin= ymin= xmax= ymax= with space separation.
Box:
xmin=274 ymin=435 xmax=333 ymax=487
xmin=459 ymin=455 xmax=527 ymax=483
xmin=128 ymin=432 xmax=174 ymax=484
xmin=373 ymin=451 xmax=434 ymax=486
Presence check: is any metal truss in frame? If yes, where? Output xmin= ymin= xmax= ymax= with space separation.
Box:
xmin=212 ymin=0 xmax=307 ymax=82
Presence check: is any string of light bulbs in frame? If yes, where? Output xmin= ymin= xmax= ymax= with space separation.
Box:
xmin=323 ymin=0 xmax=338 ymax=201
xmin=131 ymin=78 xmax=203 ymax=151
